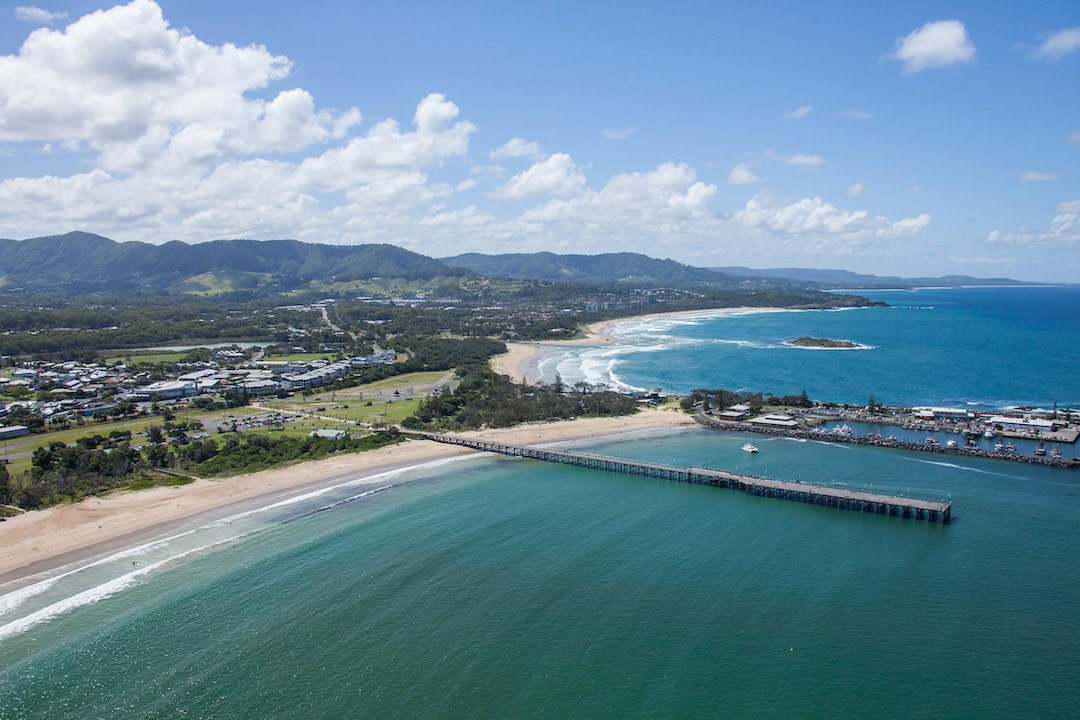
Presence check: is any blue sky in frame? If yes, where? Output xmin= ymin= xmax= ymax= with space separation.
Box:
xmin=0 ymin=1 xmax=1077 ymax=281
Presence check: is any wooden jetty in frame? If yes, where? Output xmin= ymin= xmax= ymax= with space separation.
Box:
xmin=425 ymin=434 xmax=951 ymax=523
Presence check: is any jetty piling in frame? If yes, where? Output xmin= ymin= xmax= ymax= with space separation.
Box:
xmin=424 ymin=434 xmax=951 ymax=523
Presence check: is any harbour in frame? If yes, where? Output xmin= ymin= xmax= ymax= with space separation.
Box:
xmin=694 ymin=413 xmax=1080 ymax=469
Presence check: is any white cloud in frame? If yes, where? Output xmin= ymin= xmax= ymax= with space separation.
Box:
xmin=905 ymin=184 xmax=922 ymax=192
xmin=889 ymin=20 xmax=975 ymax=73
xmin=14 ymin=6 xmax=69 ymax=24
xmin=1019 ymin=171 xmax=1060 ymax=182
xmin=491 ymin=153 xmax=586 ymax=199
xmin=733 ymin=195 xmax=930 ymax=243
xmin=0 ymin=0 xmax=362 ymax=173
xmin=987 ymin=200 xmax=1080 ymax=246
xmin=520 ymin=162 xmax=716 ymax=226
xmin=783 ymin=105 xmax=812 ymax=120
xmin=838 ymin=110 xmax=873 ymax=120
xmin=490 ymin=137 xmax=544 ymax=160
xmin=785 ymin=153 xmax=826 ymax=167
xmin=727 ymin=162 xmax=763 ymax=185
xmin=1069 ymin=130 xmax=1080 ymax=148
xmin=1031 ymin=26 xmax=1080 ymax=60
xmin=846 ymin=182 xmax=867 ymax=196
xmin=601 ymin=127 xmax=637 ymax=140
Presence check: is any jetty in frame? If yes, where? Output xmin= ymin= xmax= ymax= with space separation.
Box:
xmin=424 ymin=434 xmax=951 ymax=523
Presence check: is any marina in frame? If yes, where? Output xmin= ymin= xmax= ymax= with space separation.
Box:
xmin=695 ymin=413 xmax=1080 ymax=469
xmin=424 ymin=433 xmax=952 ymax=523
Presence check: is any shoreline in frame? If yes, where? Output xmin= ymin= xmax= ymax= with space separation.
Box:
xmin=491 ymin=305 xmax=782 ymax=384
xmin=0 ymin=408 xmax=694 ymax=587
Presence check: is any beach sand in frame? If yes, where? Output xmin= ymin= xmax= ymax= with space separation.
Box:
xmin=0 ymin=408 xmax=693 ymax=585
xmin=491 ymin=306 xmax=775 ymax=384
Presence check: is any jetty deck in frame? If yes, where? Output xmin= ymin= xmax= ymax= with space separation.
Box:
xmin=424 ymin=434 xmax=951 ymax=523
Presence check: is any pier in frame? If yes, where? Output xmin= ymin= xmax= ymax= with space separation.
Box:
xmin=424 ymin=434 xmax=951 ymax=523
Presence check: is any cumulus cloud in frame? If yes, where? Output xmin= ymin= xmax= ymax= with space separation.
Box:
xmin=733 ymin=195 xmax=930 ymax=243
xmin=1031 ymin=26 xmax=1080 ymax=60
xmin=889 ymin=20 xmax=975 ymax=73
xmin=846 ymin=182 xmax=867 ymax=196
xmin=727 ymin=162 xmax=763 ymax=185
xmin=490 ymin=137 xmax=544 ymax=160
xmin=1019 ymin=171 xmax=1060 ymax=182
xmin=0 ymin=0 xmax=361 ymax=172
xmin=14 ymin=6 xmax=68 ymax=24
xmin=987 ymin=200 xmax=1080 ymax=246
xmin=601 ymin=127 xmax=636 ymax=140
xmin=783 ymin=105 xmax=812 ymax=120
xmin=838 ymin=110 xmax=873 ymax=119
xmin=520 ymin=162 xmax=716 ymax=226
xmin=491 ymin=153 xmax=587 ymax=199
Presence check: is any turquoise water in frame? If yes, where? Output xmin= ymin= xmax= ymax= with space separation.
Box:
xmin=2 ymin=287 xmax=1080 ymax=718
xmin=537 ymin=286 xmax=1080 ymax=409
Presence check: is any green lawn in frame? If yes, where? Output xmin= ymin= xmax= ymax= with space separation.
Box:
xmin=260 ymin=397 xmax=423 ymax=426
xmin=100 ymin=351 xmax=192 ymax=365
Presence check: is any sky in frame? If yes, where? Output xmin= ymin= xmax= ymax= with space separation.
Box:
xmin=0 ymin=1 xmax=1077 ymax=282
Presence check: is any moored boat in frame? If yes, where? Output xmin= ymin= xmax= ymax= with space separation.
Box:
xmin=742 ymin=442 xmax=759 ymax=454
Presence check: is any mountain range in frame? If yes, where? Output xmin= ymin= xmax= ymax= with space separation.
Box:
xmin=0 ymin=232 xmax=1034 ymax=295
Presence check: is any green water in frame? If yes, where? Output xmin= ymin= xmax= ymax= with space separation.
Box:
xmin=2 ymin=429 xmax=1078 ymax=718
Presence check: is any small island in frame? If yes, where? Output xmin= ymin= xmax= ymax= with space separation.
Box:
xmin=786 ymin=337 xmax=862 ymax=349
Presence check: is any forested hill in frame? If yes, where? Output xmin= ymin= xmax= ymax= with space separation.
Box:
xmin=0 ymin=232 xmax=473 ymax=294
xmin=442 ymin=251 xmax=741 ymax=285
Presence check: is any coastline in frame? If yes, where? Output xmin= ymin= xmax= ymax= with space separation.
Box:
xmin=0 ymin=408 xmax=694 ymax=587
xmin=491 ymin=306 xmax=782 ymax=384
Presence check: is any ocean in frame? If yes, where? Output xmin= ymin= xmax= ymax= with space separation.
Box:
xmin=2 ymin=286 xmax=1079 ymax=718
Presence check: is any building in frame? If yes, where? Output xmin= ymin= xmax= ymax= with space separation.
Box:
xmin=0 ymin=424 xmax=30 ymax=440
xmin=749 ymin=413 xmax=799 ymax=429
xmin=912 ymin=407 xmax=972 ymax=421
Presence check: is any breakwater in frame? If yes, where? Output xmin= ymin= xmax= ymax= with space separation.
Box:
xmin=694 ymin=413 xmax=1080 ymax=469
xmin=422 ymin=433 xmax=951 ymax=523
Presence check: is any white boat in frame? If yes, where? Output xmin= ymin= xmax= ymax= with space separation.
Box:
xmin=742 ymin=442 xmax=759 ymax=454
xmin=946 ymin=439 xmax=958 ymax=448
xmin=983 ymin=428 xmax=996 ymax=438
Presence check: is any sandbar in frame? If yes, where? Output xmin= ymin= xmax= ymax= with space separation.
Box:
xmin=0 ymin=408 xmax=693 ymax=586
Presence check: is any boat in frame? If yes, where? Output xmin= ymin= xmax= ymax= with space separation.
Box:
xmin=925 ymin=437 xmax=939 ymax=447
xmin=1034 ymin=442 xmax=1047 ymax=457
xmin=994 ymin=441 xmax=1005 ymax=452
xmin=1003 ymin=443 xmax=1016 ymax=453
xmin=984 ymin=428 xmax=996 ymax=438
xmin=742 ymin=442 xmax=759 ymax=454
xmin=1050 ymin=447 xmax=1063 ymax=457
xmin=946 ymin=439 xmax=958 ymax=448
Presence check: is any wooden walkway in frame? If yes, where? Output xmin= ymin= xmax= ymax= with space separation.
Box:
xmin=424 ymin=434 xmax=951 ymax=523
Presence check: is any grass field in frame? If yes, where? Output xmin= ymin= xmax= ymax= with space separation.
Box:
xmin=100 ymin=351 xmax=191 ymax=365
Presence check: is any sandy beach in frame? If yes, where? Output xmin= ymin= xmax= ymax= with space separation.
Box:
xmin=0 ymin=408 xmax=693 ymax=586
xmin=491 ymin=306 xmax=777 ymax=384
